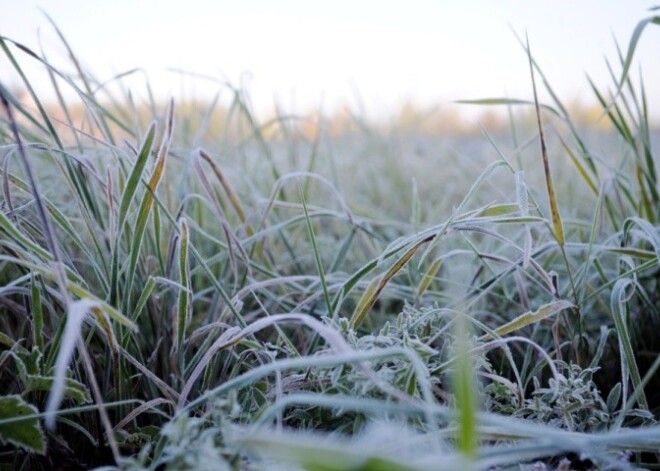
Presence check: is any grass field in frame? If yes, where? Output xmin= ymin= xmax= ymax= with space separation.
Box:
xmin=1 ymin=14 xmax=660 ymax=471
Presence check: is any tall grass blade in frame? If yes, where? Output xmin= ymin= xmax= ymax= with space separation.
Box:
xmin=0 ymin=37 xmax=63 ymax=148
xmin=117 ymin=123 xmax=157 ymax=231
xmin=42 ymin=12 xmax=117 ymax=144
xmin=298 ymin=183 xmax=333 ymax=316
xmin=176 ymin=218 xmax=191 ymax=371
xmin=111 ymin=123 xmax=156 ymax=304
xmin=454 ymin=310 xmax=477 ymax=461
xmin=0 ymin=84 xmax=73 ymax=310
xmin=124 ymin=100 xmax=174 ymax=302
xmin=526 ymin=36 xmax=564 ymax=247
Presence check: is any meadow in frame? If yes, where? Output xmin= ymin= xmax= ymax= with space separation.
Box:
xmin=1 ymin=14 xmax=660 ymax=471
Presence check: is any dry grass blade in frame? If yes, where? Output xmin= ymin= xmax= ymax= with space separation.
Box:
xmin=526 ymin=35 xmax=564 ymax=247
xmin=479 ymin=300 xmax=575 ymax=341
xmin=416 ymin=258 xmax=442 ymax=298
xmin=198 ymin=148 xmax=253 ymax=236
xmin=350 ymin=238 xmax=427 ymax=329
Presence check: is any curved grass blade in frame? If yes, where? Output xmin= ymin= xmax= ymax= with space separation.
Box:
xmin=623 ymin=216 xmax=660 ymax=265
xmin=198 ymin=149 xmax=252 ymax=235
xmin=610 ymin=278 xmax=649 ymax=411
xmin=616 ymin=14 xmax=660 ymax=98
xmin=45 ymin=299 xmax=98 ymax=429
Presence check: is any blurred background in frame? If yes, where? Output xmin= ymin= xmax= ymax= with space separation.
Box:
xmin=1 ymin=0 xmax=659 ymax=125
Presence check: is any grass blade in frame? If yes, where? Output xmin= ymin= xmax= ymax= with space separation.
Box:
xmin=124 ymin=100 xmax=174 ymax=303
xmin=416 ymin=258 xmax=442 ymax=298
xmin=454 ymin=310 xmax=477 ymax=460
xmin=610 ymin=278 xmax=649 ymax=410
xmin=479 ymin=300 xmax=575 ymax=341
xmin=350 ymin=238 xmax=426 ymax=329
xmin=526 ymin=36 xmax=564 ymax=247
xmin=615 ymin=14 xmax=660 ymax=97
xmin=176 ymin=218 xmax=191 ymax=371
xmin=298 ymin=182 xmax=333 ymax=316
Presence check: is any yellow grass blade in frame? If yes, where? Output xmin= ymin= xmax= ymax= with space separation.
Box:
xmin=480 ymin=300 xmax=575 ymax=341
xmin=350 ymin=239 xmax=425 ymax=329
xmin=527 ymin=36 xmax=565 ymax=246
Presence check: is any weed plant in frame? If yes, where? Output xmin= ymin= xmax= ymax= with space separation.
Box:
xmin=1 ymin=12 xmax=660 ymax=471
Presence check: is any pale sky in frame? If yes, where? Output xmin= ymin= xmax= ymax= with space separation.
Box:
xmin=1 ymin=1 xmax=659 ymax=120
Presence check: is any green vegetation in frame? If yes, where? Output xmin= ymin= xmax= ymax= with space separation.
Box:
xmin=1 ymin=13 xmax=660 ymax=470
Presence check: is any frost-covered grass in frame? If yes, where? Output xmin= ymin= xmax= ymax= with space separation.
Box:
xmin=1 ymin=14 xmax=660 ymax=471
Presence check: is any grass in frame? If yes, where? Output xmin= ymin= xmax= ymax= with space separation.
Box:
xmin=1 ymin=11 xmax=660 ymax=471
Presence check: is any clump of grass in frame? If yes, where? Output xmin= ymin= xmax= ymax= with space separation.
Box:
xmin=1 ymin=10 xmax=660 ymax=471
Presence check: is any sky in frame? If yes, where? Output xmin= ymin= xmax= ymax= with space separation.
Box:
xmin=1 ymin=1 xmax=659 ymax=121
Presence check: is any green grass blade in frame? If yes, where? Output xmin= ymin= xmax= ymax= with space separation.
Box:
xmin=30 ymin=275 xmax=45 ymax=355
xmin=558 ymin=135 xmax=598 ymax=196
xmin=616 ymin=15 xmax=660 ymax=97
xmin=610 ymin=278 xmax=649 ymax=410
xmin=0 ymin=205 xmax=53 ymax=261
xmin=124 ymin=101 xmax=174 ymax=303
xmin=298 ymin=183 xmax=333 ymax=316
xmin=0 ymin=37 xmax=63 ymax=149
xmin=176 ymin=218 xmax=191 ymax=371
xmin=454 ymin=311 xmax=477 ymax=460
xmin=117 ymin=123 xmax=157 ymax=231
xmin=111 ymin=123 xmax=156 ymax=304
